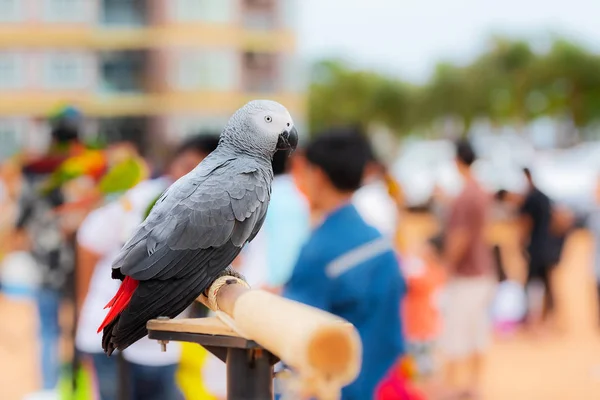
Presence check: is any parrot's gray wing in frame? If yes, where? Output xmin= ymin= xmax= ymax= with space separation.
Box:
xmin=103 ymin=159 xmax=272 ymax=352
xmin=113 ymin=160 xmax=271 ymax=281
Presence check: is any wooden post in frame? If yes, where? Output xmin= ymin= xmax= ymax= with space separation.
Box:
xmin=226 ymin=347 xmax=274 ymax=399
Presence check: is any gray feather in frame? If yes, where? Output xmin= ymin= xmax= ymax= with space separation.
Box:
xmin=113 ymin=152 xmax=272 ymax=280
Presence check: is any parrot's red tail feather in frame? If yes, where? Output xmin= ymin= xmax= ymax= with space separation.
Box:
xmin=97 ymin=276 xmax=138 ymax=333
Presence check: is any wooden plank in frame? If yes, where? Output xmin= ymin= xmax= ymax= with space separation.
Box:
xmin=146 ymin=316 xmax=240 ymax=337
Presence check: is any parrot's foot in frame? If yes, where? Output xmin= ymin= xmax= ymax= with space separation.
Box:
xmin=219 ymin=266 xmax=246 ymax=283
xmin=203 ymin=266 xmax=247 ymax=297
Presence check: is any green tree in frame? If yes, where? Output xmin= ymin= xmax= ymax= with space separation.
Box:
xmin=307 ymin=35 xmax=600 ymax=139
xmin=533 ymin=39 xmax=600 ymax=128
xmin=308 ymin=60 xmax=415 ymax=135
xmin=474 ymin=37 xmax=536 ymax=124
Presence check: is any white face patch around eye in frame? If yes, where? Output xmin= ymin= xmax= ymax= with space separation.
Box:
xmin=253 ymin=110 xmax=292 ymax=138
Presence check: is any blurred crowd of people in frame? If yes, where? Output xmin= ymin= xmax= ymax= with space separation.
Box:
xmin=1 ymin=107 xmax=600 ymax=400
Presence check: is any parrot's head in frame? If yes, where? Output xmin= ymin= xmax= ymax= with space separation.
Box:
xmin=221 ymin=99 xmax=298 ymax=158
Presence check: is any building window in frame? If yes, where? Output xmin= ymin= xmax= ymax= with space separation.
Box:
xmin=0 ymin=0 xmax=23 ymax=22
xmin=167 ymin=116 xmax=227 ymax=142
xmin=172 ymin=0 xmax=234 ymax=23
xmin=242 ymin=52 xmax=278 ymax=93
xmin=99 ymin=51 xmax=146 ymax=93
xmin=101 ymin=0 xmax=147 ymax=27
xmin=280 ymin=54 xmax=306 ymax=93
xmin=0 ymin=119 xmax=24 ymax=160
xmin=96 ymin=117 xmax=149 ymax=153
xmin=172 ymin=50 xmax=237 ymax=91
xmin=43 ymin=52 xmax=91 ymax=90
xmin=242 ymin=0 xmax=277 ymax=29
xmin=0 ymin=52 xmax=24 ymax=91
xmin=43 ymin=0 xmax=88 ymax=23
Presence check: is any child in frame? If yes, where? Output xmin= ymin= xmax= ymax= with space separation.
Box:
xmin=401 ymin=235 xmax=446 ymax=380
xmin=490 ymin=245 xmax=527 ymax=336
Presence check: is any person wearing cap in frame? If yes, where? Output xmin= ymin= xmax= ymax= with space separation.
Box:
xmin=14 ymin=111 xmax=86 ymax=393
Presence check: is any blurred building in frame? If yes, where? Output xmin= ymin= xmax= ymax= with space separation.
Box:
xmin=0 ymin=0 xmax=306 ymax=161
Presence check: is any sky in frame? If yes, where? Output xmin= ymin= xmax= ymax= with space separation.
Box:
xmin=297 ymin=0 xmax=600 ymax=83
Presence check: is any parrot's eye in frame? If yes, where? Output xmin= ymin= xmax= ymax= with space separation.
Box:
xmin=264 ymin=115 xmax=272 ymax=123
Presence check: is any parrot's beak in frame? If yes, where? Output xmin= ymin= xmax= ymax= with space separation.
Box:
xmin=277 ymin=126 xmax=298 ymax=152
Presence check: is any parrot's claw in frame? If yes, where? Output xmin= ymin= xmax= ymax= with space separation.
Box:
xmin=219 ymin=266 xmax=246 ymax=282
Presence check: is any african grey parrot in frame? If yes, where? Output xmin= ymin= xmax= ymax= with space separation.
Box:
xmin=99 ymin=100 xmax=298 ymax=355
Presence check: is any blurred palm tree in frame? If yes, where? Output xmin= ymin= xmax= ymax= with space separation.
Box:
xmin=308 ymin=60 xmax=415 ymax=135
xmin=308 ymin=35 xmax=600 ymax=141
xmin=533 ymin=39 xmax=600 ymax=141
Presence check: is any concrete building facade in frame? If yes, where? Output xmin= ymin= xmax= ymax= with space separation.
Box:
xmin=0 ymin=0 xmax=306 ymax=160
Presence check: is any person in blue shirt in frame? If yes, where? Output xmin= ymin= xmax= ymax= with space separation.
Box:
xmin=263 ymin=149 xmax=311 ymax=287
xmin=283 ymin=128 xmax=406 ymax=400
xmin=237 ymin=149 xmax=311 ymax=290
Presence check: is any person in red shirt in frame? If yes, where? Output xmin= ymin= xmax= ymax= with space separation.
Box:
xmin=439 ymin=140 xmax=496 ymax=399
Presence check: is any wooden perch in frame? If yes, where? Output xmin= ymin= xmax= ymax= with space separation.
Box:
xmin=148 ymin=276 xmax=362 ymax=399
xmin=213 ymin=280 xmax=360 ymax=379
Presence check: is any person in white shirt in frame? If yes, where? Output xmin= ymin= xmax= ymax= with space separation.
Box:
xmin=75 ymin=135 xmax=219 ymax=400
xmin=353 ymin=147 xmax=402 ymax=239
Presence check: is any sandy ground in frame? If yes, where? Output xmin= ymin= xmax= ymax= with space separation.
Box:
xmin=0 ymin=297 xmax=39 ymax=400
xmin=483 ymin=229 xmax=600 ymax=400
xmin=1 ymin=215 xmax=600 ymax=399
